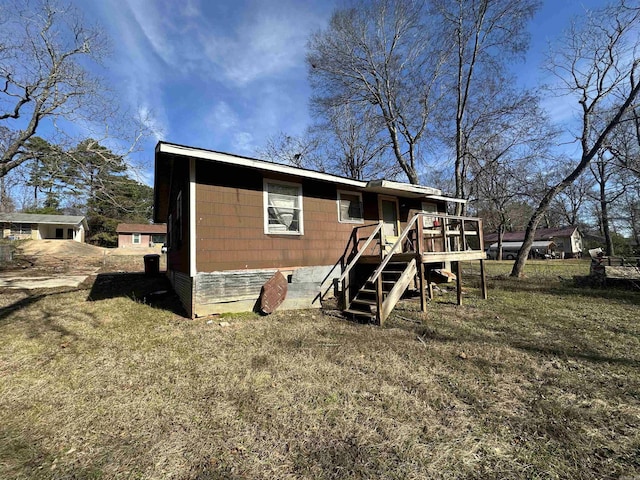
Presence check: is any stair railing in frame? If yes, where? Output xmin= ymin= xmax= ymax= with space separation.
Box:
xmin=367 ymin=213 xmax=421 ymax=283
xmin=336 ymin=221 xmax=383 ymax=308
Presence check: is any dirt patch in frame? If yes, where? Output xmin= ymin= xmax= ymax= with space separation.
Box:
xmin=107 ymin=246 xmax=164 ymax=256
xmin=18 ymin=239 xmax=107 ymax=256
xmin=1 ymin=240 xmax=166 ymax=278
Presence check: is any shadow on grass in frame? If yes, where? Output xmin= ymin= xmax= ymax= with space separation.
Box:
xmin=481 ymin=276 xmax=640 ymax=305
xmin=408 ymin=312 xmax=640 ymax=369
xmin=88 ymin=272 xmax=186 ymax=316
xmin=0 ymin=288 xmax=84 ymax=340
xmin=390 ymin=277 xmax=640 ymax=369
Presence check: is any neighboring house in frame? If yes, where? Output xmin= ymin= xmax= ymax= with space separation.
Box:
xmin=116 ymin=223 xmax=167 ymax=249
xmin=0 ymin=213 xmax=88 ymax=242
xmin=153 ymin=141 xmax=486 ymax=321
xmin=484 ymin=226 xmax=583 ymax=258
xmin=486 ymin=241 xmax=556 ymax=260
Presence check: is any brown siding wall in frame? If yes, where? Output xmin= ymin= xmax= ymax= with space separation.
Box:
xmin=195 ymin=161 xmax=382 ymax=272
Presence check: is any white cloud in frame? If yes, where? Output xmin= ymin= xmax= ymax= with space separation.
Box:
xmin=138 ymin=104 xmax=166 ymax=142
xmin=93 ymin=1 xmax=170 ymax=141
xmin=233 ymin=132 xmax=255 ymax=154
xmin=206 ymin=101 xmax=239 ymax=131
xmin=198 ymin=2 xmax=324 ymax=86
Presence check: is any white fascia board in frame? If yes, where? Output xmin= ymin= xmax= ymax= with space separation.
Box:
xmin=423 ymin=194 xmax=467 ymax=204
xmin=365 ymin=179 xmax=443 ymax=197
xmin=158 ymin=142 xmax=366 ymax=189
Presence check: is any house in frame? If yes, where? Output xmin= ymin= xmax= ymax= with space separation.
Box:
xmin=484 ymin=226 xmax=583 ymax=258
xmin=486 ymin=241 xmax=556 ymax=260
xmin=153 ymin=141 xmax=487 ymax=322
xmin=0 ymin=213 xmax=88 ymax=242
xmin=116 ymin=223 xmax=167 ymax=249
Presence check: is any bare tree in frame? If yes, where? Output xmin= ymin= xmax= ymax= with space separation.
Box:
xmin=510 ymin=1 xmax=640 ymax=277
xmin=311 ymin=103 xmax=397 ymax=180
xmin=259 ymin=132 xmax=320 ymax=169
xmin=0 ymin=0 xmax=146 ymax=182
xmin=468 ymin=89 xmax=552 ymax=258
xmin=431 ymin=0 xmax=540 ymax=213
xmin=619 ymin=185 xmax=640 ymax=248
xmin=589 ymin=149 xmax=631 ymax=256
xmin=308 ymin=0 xmax=447 ymax=184
xmin=548 ymin=170 xmax=593 ymax=227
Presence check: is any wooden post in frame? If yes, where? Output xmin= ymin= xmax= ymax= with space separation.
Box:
xmin=342 ymin=276 xmax=349 ymax=310
xmin=416 ymin=217 xmax=427 ymax=313
xmin=479 ymin=259 xmax=488 ymax=300
xmin=442 ymin=216 xmax=448 ymax=252
xmin=376 ymin=225 xmax=384 ymax=325
xmin=376 ymin=274 xmax=383 ymax=325
xmin=456 ymin=261 xmax=463 ymax=306
xmin=353 ymin=228 xmax=359 ymax=254
xmin=426 ymin=268 xmax=433 ymax=300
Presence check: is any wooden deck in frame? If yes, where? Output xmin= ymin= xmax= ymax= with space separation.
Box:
xmin=357 ymin=250 xmax=487 ymax=264
xmin=337 ymin=212 xmax=488 ymax=325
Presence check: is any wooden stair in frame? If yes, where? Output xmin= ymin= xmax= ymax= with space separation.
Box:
xmin=344 ymin=258 xmax=417 ymax=323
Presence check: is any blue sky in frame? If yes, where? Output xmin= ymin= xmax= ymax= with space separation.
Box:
xmin=71 ymin=0 xmax=609 ymax=180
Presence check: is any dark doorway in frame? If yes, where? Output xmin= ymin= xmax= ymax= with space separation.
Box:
xmin=55 ymin=228 xmax=63 ymax=239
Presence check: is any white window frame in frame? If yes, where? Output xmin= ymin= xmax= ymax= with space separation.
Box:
xmin=337 ymin=190 xmax=364 ymax=224
xmin=132 ymin=233 xmax=141 ymax=244
xmin=263 ymin=179 xmax=304 ymax=235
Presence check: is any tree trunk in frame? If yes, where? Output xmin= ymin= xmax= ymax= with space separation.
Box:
xmin=601 ymin=195 xmax=614 ymax=256
xmin=510 ymin=181 xmax=566 ymax=276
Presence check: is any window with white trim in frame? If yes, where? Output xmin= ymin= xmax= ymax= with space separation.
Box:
xmin=132 ymin=233 xmax=141 ymax=244
xmin=337 ymin=191 xmax=364 ymax=223
xmin=264 ymin=180 xmax=304 ymax=234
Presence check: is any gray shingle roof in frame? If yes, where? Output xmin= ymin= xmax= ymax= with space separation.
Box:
xmin=0 ymin=213 xmax=86 ymax=225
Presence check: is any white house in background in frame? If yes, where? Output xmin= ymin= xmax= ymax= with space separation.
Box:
xmin=0 ymin=213 xmax=88 ymax=242
xmin=484 ymin=226 xmax=583 ymax=259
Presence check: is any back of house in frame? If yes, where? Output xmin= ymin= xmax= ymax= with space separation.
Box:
xmin=154 ymin=141 xmax=468 ymax=317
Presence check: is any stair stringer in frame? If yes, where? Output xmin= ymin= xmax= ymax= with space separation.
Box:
xmin=380 ymin=257 xmax=417 ymax=323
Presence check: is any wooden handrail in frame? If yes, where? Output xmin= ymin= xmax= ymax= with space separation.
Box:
xmin=368 ymin=213 xmax=421 ymax=283
xmin=367 ymin=212 xmax=485 ymax=283
xmin=337 ymin=221 xmax=383 ymax=284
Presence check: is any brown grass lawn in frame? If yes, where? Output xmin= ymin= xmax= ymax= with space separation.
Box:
xmin=0 ymin=260 xmax=639 ymax=479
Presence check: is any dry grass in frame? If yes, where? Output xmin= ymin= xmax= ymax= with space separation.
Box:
xmin=0 ymin=261 xmax=639 ymax=479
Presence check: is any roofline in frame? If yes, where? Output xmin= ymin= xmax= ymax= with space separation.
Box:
xmin=0 ymin=216 xmax=87 ymax=226
xmin=157 ymin=141 xmax=472 ymax=200
xmin=157 ymin=141 xmax=365 ymax=189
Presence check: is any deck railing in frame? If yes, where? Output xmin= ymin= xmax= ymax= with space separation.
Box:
xmin=407 ymin=212 xmax=485 ymax=256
